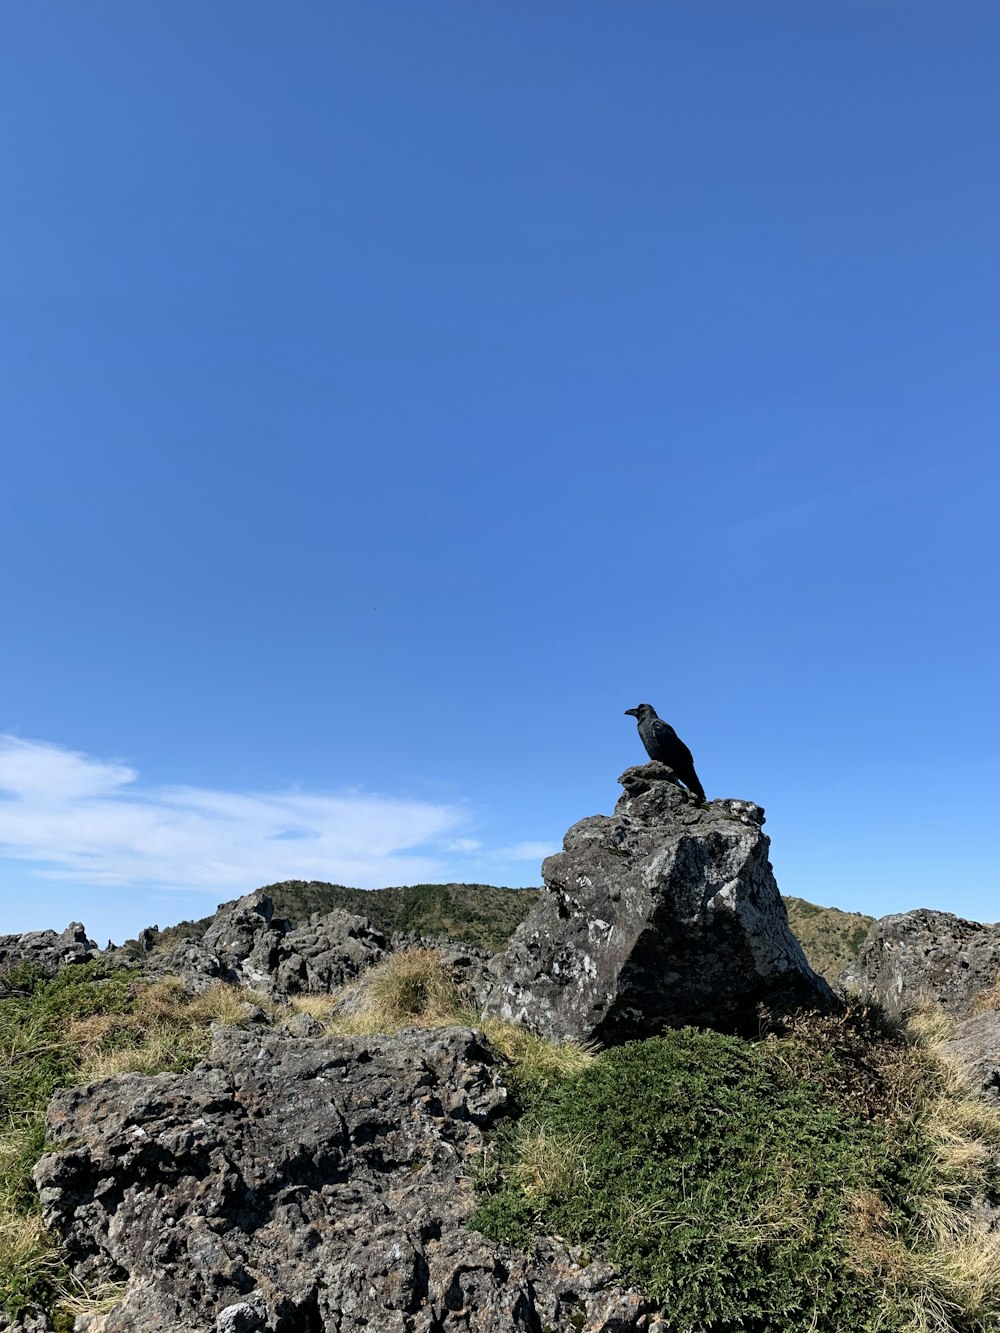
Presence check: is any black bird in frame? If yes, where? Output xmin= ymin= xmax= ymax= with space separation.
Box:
xmin=624 ymin=703 xmax=706 ymax=801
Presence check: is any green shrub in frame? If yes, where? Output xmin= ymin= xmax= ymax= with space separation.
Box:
xmin=472 ymin=1026 xmax=934 ymax=1333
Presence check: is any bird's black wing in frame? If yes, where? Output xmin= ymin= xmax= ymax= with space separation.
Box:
xmin=649 ymin=717 xmax=706 ymax=799
xmin=648 ymin=717 xmax=680 ymax=753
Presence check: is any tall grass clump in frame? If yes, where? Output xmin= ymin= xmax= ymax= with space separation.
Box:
xmin=479 ymin=1016 xmax=595 ymax=1096
xmin=320 ymin=948 xmax=470 ymax=1035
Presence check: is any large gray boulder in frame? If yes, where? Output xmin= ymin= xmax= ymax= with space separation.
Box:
xmin=33 ymin=1027 xmax=651 ymax=1333
xmin=839 ymin=909 xmax=1000 ymax=1019
xmin=485 ymin=763 xmax=833 ymax=1042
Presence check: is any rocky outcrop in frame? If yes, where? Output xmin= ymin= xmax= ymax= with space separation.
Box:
xmin=839 ymin=909 xmax=1000 ymax=1019
xmin=142 ymin=891 xmax=389 ymax=997
xmin=0 ymin=922 xmax=99 ymax=987
xmin=484 ymin=763 xmax=833 ymax=1042
xmin=33 ymin=1026 xmax=651 ymax=1333
xmin=940 ymin=1011 xmax=1000 ymax=1103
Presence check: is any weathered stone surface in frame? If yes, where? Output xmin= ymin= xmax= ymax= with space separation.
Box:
xmin=200 ymin=890 xmax=292 ymax=986
xmin=839 ymin=909 xmax=1000 ymax=1019
xmin=143 ymin=893 xmax=389 ymax=997
xmin=0 ymin=922 xmax=99 ymax=986
xmin=143 ymin=938 xmax=226 ymax=991
xmin=0 ymin=1307 xmax=54 ymax=1333
xmin=273 ymin=908 xmax=387 ymax=995
xmin=940 ymin=1010 xmax=1000 ymax=1102
xmin=484 ymin=763 xmax=833 ymax=1042
xmin=33 ymin=1027 xmax=650 ymax=1332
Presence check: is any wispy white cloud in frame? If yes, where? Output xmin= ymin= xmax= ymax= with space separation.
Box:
xmin=501 ymin=840 xmax=559 ymax=861
xmin=442 ymin=837 xmax=482 ymax=853
xmin=0 ymin=736 xmax=471 ymax=892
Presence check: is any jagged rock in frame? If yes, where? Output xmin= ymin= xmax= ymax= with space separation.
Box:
xmin=144 ymin=938 xmax=226 ymax=991
xmin=33 ymin=1027 xmax=650 ymax=1332
xmin=940 ymin=1010 xmax=1000 ymax=1102
xmin=142 ymin=893 xmax=388 ymax=998
xmin=484 ymin=763 xmax=833 ymax=1042
xmin=200 ymin=890 xmax=292 ymax=985
xmin=0 ymin=1307 xmax=55 ymax=1333
xmin=839 ymin=909 xmax=1000 ymax=1019
xmin=0 ymin=922 xmax=99 ymax=986
xmin=273 ymin=909 xmax=387 ymax=995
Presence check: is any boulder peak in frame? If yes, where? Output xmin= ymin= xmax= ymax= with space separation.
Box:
xmin=485 ymin=765 xmax=832 ymax=1042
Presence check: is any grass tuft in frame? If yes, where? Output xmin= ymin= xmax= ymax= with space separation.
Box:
xmin=508 ymin=1123 xmax=589 ymax=1203
xmin=0 ymin=1213 xmax=63 ymax=1316
xmin=320 ymin=948 xmax=468 ymax=1035
xmin=479 ymin=1017 xmax=595 ymax=1094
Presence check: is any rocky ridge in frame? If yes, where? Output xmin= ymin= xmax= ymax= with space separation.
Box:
xmin=0 ymin=924 xmax=99 ymax=992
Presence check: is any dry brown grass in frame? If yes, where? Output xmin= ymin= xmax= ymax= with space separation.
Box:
xmin=842 ymin=1009 xmax=1000 ymax=1331
xmin=75 ymin=978 xmax=276 ymax=1083
xmin=362 ymin=948 xmax=463 ymax=1025
xmin=970 ymin=979 xmax=1000 ymax=1016
xmin=288 ymin=993 xmax=343 ymax=1021
xmin=479 ymin=1017 xmax=595 ymax=1089
xmin=905 ymin=1004 xmax=957 ymax=1047
xmin=54 ymin=1277 xmax=128 ymax=1320
xmin=320 ymin=949 xmax=468 ymax=1035
xmin=509 ymin=1124 xmax=589 ymax=1203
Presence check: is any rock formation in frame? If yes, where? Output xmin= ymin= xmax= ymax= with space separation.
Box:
xmin=1 ymin=773 xmax=857 ymax=1332
xmin=940 ymin=1011 xmax=1000 ymax=1103
xmin=140 ymin=891 xmax=391 ymax=997
xmin=32 ymin=1026 xmax=651 ymax=1333
xmin=839 ymin=908 xmax=1000 ymax=1019
xmin=484 ymin=763 xmax=833 ymax=1042
xmin=0 ymin=923 xmax=98 ymax=988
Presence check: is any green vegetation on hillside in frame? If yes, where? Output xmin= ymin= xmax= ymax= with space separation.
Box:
xmin=153 ymin=880 xmax=542 ymax=956
xmin=784 ymin=896 xmax=874 ymax=984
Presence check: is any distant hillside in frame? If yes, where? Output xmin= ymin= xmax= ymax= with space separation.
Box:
xmin=153 ymin=881 xmax=543 ymax=957
xmin=151 ymin=881 xmax=869 ymax=977
xmin=783 ymin=896 xmax=874 ymax=984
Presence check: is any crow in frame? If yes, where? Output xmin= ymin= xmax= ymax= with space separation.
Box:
xmin=624 ymin=703 xmax=706 ymax=801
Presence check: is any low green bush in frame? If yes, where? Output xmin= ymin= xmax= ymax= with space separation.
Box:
xmin=472 ymin=1025 xmax=939 ymax=1333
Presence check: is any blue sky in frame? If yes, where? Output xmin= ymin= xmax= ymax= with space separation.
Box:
xmin=1 ymin=3 xmax=998 ymax=945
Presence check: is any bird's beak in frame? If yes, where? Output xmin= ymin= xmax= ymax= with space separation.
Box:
xmin=624 ymin=708 xmax=638 ymax=717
